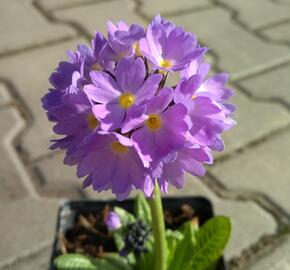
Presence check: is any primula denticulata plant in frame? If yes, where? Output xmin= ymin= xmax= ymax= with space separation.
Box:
xmin=42 ymin=15 xmax=236 ymax=270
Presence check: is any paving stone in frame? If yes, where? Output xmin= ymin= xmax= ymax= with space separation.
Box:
xmin=0 ymin=39 xmax=86 ymax=160
xmin=1 ymin=247 xmax=51 ymax=270
xmin=0 ymin=108 xmax=27 ymax=200
xmin=34 ymin=152 xmax=83 ymax=198
xmin=211 ymin=128 xmax=290 ymax=216
xmin=139 ymin=0 xmax=211 ymax=17
xmin=239 ymin=63 xmax=290 ymax=106
xmin=0 ymin=0 xmax=76 ymax=55
xmin=169 ymin=175 xmax=277 ymax=259
xmin=37 ymin=0 xmax=100 ymax=12
xmin=218 ymin=0 xmax=290 ymax=30
xmin=34 ymin=151 xmax=123 ymax=199
xmin=248 ymin=236 xmax=290 ymax=270
xmin=53 ymin=0 xmax=146 ymax=36
xmin=169 ymin=8 xmax=290 ymax=80
xmin=0 ymin=84 xmax=11 ymax=106
xmin=261 ymin=22 xmax=290 ymax=44
xmin=0 ymin=197 xmax=59 ymax=267
xmin=276 ymin=0 xmax=290 ymax=5
xmin=218 ymin=89 xmax=290 ymax=156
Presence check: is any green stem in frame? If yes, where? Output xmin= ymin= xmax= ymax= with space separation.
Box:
xmin=149 ymin=181 xmax=167 ymax=270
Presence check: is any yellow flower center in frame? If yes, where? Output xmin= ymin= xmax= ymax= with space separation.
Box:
xmin=159 ymin=59 xmax=173 ymax=69
xmin=111 ymin=141 xmax=129 ymax=154
xmin=145 ymin=114 xmax=162 ymax=132
xmin=192 ymin=95 xmax=197 ymax=100
xmin=158 ymin=69 xmax=167 ymax=75
xmin=87 ymin=113 xmax=99 ymax=129
xmin=91 ymin=63 xmax=102 ymax=71
xmin=114 ymin=51 xmax=126 ymax=61
xmin=133 ymin=42 xmax=142 ymax=56
xmin=119 ymin=92 xmax=135 ymax=109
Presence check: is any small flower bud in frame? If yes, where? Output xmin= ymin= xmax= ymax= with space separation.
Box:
xmin=105 ymin=211 xmax=121 ymax=230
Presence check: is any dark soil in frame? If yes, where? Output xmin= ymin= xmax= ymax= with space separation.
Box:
xmin=57 ymin=203 xmax=197 ymax=258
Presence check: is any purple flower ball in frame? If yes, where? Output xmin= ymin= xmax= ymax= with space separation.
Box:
xmin=41 ymin=15 xmax=235 ymax=200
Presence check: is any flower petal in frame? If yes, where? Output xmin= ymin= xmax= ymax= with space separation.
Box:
xmin=135 ymin=74 xmax=163 ymax=105
xmin=93 ymin=104 xmax=125 ymax=131
xmin=122 ymin=105 xmax=147 ymax=133
xmin=146 ymin=88 xmax=173 ymax=114
xmin=85 ymin=71 xmax=120 ymax=103
xmin=132 ymin=128 xmax=154 ymax=167
xmin=115 ymin=57 xmax=145 ymax=92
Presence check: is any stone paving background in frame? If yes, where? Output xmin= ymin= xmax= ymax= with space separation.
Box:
xmin=0 ymin=0 xmax=290 ymax=269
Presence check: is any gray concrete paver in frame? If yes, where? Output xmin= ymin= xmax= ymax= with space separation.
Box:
xmin=217 ymin=0 xmax=290 ymax=30
xmin=0 ymin=84 xmax=11 ymax=107
xmin=0 ymin=247 xmax=51 ymax=270
xmin=139 ymin=0 xmax=211 ymax=17
xmin=169 ymin=8 xmax=290 ymax=80
xmin=248 ymin=236 xmax=290 ymax=270
xmin=53 ymin=0 xmax=146 ymax=35
xmin=0 ymin=0 xmax=289 ymax=267
xmin=211 ymin=128 xmax=290 ymax=216
xmin=0 ymin=0 xmax=76 ymax=55
xmin=34 ymin=152 xmax=83 ymax=198
xmin=217 ymin=90 xmax=290 ymax=157
xmin=0 ymin=39 xmax=86 ymax=160
xmin=239 ymin=63 xmax=290 ymax=107
xmin=0 ymin=198 xmax=59 ymax=268
xmin=37 ymin=0 xmax=101 ymax=12
xmin=0 ymin=108 xmax=27 ymax=200
xmin=261 ymin=22 xmax=290 ymax=44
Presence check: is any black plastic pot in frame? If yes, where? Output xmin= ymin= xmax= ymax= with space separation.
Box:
xmin=49 ymin=196 xmax=227 ymax=270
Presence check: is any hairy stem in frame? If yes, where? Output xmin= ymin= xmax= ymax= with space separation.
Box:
xmin=148 ymin=181 xmax=167 ymax=270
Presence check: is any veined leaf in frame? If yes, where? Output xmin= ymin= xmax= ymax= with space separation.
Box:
xmin=167 ymin=221 xmax=198 ymax=270
xmin=134 ymin=236 xmax=154 ymax=270
xmin=54 ymin=253 xmax=133 ymax=270
xmin=112 ymin=231 xmax=136 ymax=266
xmin=111 ymin=207 xmax=136 ymax=266
xmin=99 ymin=254 xmax=134 ymax=270
xmin=112 ymin=230 xmax=124 ymax=251
xmin=134 ymin=193 xmax=152 ymax=224
xmin=54 ymin=254 xmax=98 ymax=270
xmin=186 ymin=216 xmax=231 ymax=270
xmin=166 ymin=229 xmax=184 ymax=267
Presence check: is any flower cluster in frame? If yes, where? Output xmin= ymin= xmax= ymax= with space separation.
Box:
xmin=42 ymin=15 xmax=235 ymax=200
xmin=120 ymin=220 xmax=151 ymax=257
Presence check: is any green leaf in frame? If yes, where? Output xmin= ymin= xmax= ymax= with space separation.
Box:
xmin=134 ymin=193 xmax=152 ymax=224
xmin=111 ymin=207 xmax=136 ymax=266
xmin=167 ymin=221 xmax=198 ymax=270
xmin=112 ymin=230 xmax=124 ymax=251
xmin=186 ymin=216 xmax=231 ymax=270
xmin=110 ymin=208 xmax=136 ymax=267
xmin=54 ymin=253 xmax=133 ymax=270
xmin=134 ymin=236 xmax=154 ymax=270
xmin=98 ymin=254 xmax=134 ymax=270
xmin=54 ymin=254 xmax=98 ymax=270
xmin=112 ymin=231 xmax=136 ymax=266
xmin=166 ymin=230 xmax=184 ymax=267
xmin=113 ymin=207 xmax=135 ymax=226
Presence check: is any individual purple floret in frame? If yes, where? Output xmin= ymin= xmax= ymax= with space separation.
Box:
xmin=139 ymin=15 xmax=207 ymax=72
xmin=105 ymin=211 xmax=122 ymax=230
xmin=85 ymin=57 xmax=162 ymax=131
xmin=157 ymin=147 xmax=213 ymax=193
xmin=107 ymin=21 xmax=145 ymax=60
xmin=75 ymin=133 xmax=152 ymax=200
xmin=122 ymin=89 xmax=188 ymax=167
xmin=41 ymin=15 xmax=235 ymax=200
